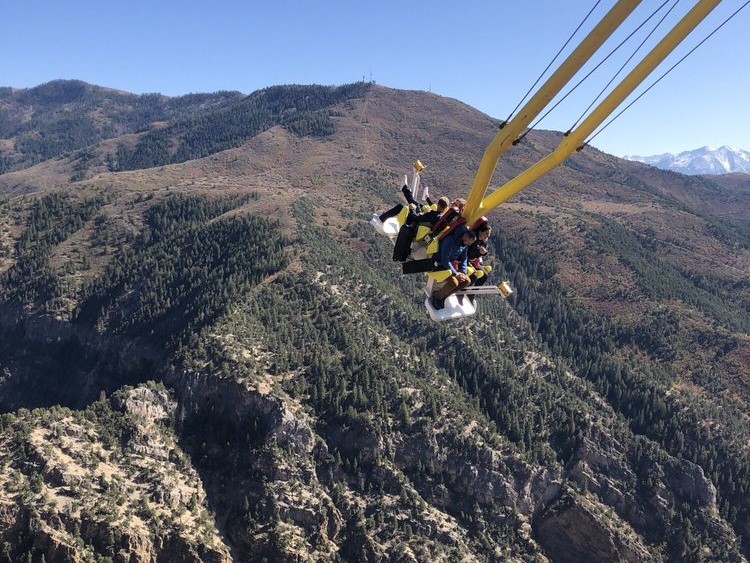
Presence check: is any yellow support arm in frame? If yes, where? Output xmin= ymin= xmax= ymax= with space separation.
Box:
xmin=463 ymin=0 xmax=644 ymax=221
xmin=476 ymin=0 xmax=723 ymax=220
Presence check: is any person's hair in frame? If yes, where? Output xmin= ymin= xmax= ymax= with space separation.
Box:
xmin=475 ymin=222 xmax=490 ymax=233
xmin=437 ymin=197 xmax=450 ymax=209
xmin=452 ymin=198 xmax=467 ymax=211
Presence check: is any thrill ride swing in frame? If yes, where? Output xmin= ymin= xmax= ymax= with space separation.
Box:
xmin=371 ymin=0 xmax=745 ymax=322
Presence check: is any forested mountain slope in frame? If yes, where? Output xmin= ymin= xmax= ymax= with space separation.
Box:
xmin=0 ymin=80 xmax=246 ymax=175
xmin=0 ymin=81 xmax=748 ymax=562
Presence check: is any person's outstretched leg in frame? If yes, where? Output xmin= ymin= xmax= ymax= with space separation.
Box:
xmin=379 ymin=204 xmax=404 ymax=222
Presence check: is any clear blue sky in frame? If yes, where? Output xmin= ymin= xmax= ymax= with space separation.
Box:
xmin=2 ymin=1 xmax=748 ymax=157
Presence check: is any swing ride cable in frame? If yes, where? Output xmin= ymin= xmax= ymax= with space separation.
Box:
xmin=515 ymin=0 xmax=674 ymax=145
xmin=474 ymin=0 xmax=730 ymax=221
xmin=503 ymin=0 xmax=604 ymax=126
xmin=567 ymin=0 xmax=681 ymax=132
xmin=582 ymin=0 xmax=750 ymax=148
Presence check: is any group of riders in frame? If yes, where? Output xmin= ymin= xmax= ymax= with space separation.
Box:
xmin=371 ymin=177 xmax=494 ymax=311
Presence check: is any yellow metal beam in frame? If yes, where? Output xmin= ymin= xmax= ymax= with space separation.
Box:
xmin=476 ymin=0 xmax=723 ymax=219
xmin=462 ymin=0 xmax=644 ymax=221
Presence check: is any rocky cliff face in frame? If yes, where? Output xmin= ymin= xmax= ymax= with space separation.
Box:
xmin=534 ymin=420 xmax=735 ymax=562
xmin=0 ymin=303 xmax=160 ymax=412
xmin=166 ymin=364 xmax=556 ymax=561
xmin=0 ymin=386 xmax=231 ymax=563
xmin=535 ymin=490 xmax=654 ymax=563
xmin=166 ymin=363 xmax=347 ymax=561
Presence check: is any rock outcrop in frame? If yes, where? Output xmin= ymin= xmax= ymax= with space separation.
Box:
xmin=0 ymin=386 xmax=231 ymax=563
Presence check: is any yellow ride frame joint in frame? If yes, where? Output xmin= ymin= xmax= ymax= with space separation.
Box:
xmin=464 ymin=0 xmax=723 ymax=224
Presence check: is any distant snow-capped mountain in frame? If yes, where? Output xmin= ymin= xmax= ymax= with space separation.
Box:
xmin=624 ymin=145 xmax=750 ymax=175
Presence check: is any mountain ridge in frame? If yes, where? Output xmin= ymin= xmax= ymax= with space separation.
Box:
xmin=0 ymin=79 xmax=246 ymax=175
xmin=625 ymin=145 xmax=750 ymax=175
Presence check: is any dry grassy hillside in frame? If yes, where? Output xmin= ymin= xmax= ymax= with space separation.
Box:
xmin=1 ymin=83 xmax=749 ymax=562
